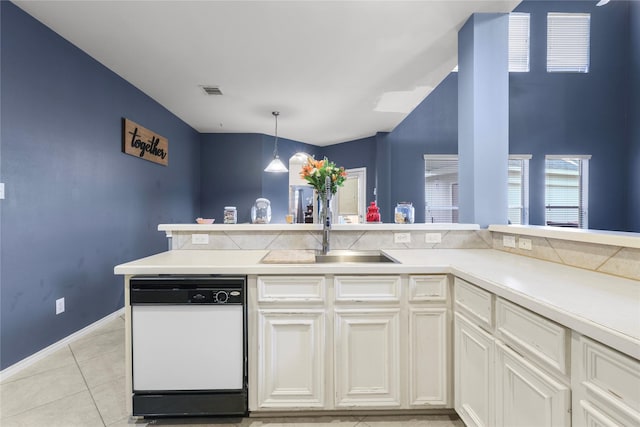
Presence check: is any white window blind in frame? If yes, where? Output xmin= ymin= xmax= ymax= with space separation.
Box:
xmin=509 ymin=13 xmax=530 ymax=72
xmin=508 ymin=155 xmax=531 ymax=225
xmin=424 ymin=156 xmax=459 ymax=223
xmin=545 ymin=155 xmax=590 ymax=228
xmin=547 ymin=13 xmax=591 ymax=73
xmin=452 ymin=13 xmax=530 ymax=73
xmin=424 ymin=155 xmax=530 ymax=224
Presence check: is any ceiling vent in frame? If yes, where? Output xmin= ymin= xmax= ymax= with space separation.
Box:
xmin=202 ymin=86 xmax=222 ymax=96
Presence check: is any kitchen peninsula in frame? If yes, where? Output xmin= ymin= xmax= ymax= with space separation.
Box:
xmin=115 ymin=224 xmax=640 ymax=426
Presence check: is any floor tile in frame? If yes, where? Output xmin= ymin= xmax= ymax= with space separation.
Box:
xmin=70 ymin=327 xmax=125 ymax=363
xmin=0 ymin=363 xmax=88 ymax=419
xmin=0 ymin=389 xmax=103 ymax=427
xmin=240 ymin=416 xmax=360 ymax=427
xmin=91 ymin=376 xmax=128 ymax=425
xmin=1 ymin=345 xmax=76 ymax=384
xmin=359 ymin=414 xmax=463 ymax=427
xmin=78 ymin=345 xmax=125 ymax=389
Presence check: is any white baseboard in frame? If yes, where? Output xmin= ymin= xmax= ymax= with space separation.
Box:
xmin=0 ymin=308 xmax=125 ymax=382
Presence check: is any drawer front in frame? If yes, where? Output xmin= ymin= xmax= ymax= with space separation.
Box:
xmin=409 ymin=275 xmax=448 ymax=302
xmin=258 ymin=276 xmax=325 ymax=303
xmin=454 ymin=278 xmax=494 ymax=331
xmin=496 ymin=298 xmax=569 ymax=375
xmin=335 ymin=276 xmax=401 ymax=303
xmin=579 ymin=335 xmax=640 ymax=414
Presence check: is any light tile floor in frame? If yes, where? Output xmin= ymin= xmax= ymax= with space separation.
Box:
xmin=1 ymin=317 xmax=464 ymax=427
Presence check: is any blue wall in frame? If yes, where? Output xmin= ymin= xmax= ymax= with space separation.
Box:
xmin=630 ymin=0 xmax=640 ymax=232
xmin=0 ymin=2 xmax=201 ymax=370
xmin=200 ymin=133 xmax=318 ymax=224
xmin=377 ymin=0 xmax=635 ymax=231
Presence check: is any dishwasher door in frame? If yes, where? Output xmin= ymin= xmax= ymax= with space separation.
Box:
xmin=132 ymin=304 xmax=243 ymax=391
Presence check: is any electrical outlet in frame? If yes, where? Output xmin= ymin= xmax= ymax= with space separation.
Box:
xmin=503 ymin=235 xmax=516 ymax=248
xmin=191 ymin=234 xmax=209 ymax=245
xmin=425 ymin=233 xmax=442 ymax=244
xmin=56 ymin=298 xmax=65 ymax=315
xmin=394 ymin=232 xmax=411 ymax=243
xmin=518 ymin=238 xmax=532 ymax=250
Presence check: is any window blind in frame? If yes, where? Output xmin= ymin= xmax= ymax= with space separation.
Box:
xmin=547 ymin=13 xmax=591 ymax=73
xmin=508 ymin=155 xmax=531 ymax=225
xmin=545 ymin=156 xmax=590 ymax=228
xmin=509 ymin=13 xmax=530 ymax=72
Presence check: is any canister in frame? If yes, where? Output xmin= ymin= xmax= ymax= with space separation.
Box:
xmin=394 ymin=202 xmax=415 ymax=224
xmin=224 ymin=206 xmax=237 ymax=224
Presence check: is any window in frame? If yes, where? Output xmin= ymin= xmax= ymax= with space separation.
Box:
xmin=509 ymin=13 xmax=530 ymax=72
xmin=547 ymin=13 xmax=591 ymax=73
xmin=452 ymin=13 xmax=530 ymax=73
xmin=424 ymin=156 xmax=459 ymax=223
xmin=508 ymin=155 xmax=531 ymax=225
xmin=424 ymin=155 xmax=530 ymax=224
xmin=545 ymin=155 xmax=590 ymax=228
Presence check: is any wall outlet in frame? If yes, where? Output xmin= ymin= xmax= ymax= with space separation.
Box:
xmin=56 ymin=298 xmax=65 ymax=315
xmin=518 ymin=238 xmax=532 ymax=250
xmin=394 ymin=232 xmax=411 ymax=243
xmin=425 ymin=233 xmax=442 ymax=244
xmin=191 ymin=234 xmax=209 ymax=245
xmin=503 ymin=235 xmax=516 ymax=248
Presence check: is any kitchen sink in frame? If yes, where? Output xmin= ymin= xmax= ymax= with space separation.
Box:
xmin=314 ymin=250 xmax=397 ymax=264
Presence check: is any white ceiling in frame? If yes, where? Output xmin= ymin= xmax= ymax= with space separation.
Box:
xmin=14 ymin=0 xmax=520 ymax=146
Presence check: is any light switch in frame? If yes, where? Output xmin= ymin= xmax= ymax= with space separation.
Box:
xmin=425 ymin=233 xmax=442 ymax=243
xmin=0 ymin=183 xmax=4 ymax=200
xmin=503 ymin=235 xmax=516 ymax=248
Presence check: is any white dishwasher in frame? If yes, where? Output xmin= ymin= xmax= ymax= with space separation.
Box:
xmin=130 ymin=275 xmax=247 ymax=417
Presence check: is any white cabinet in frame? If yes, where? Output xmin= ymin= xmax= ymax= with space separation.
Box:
xmin=256 ymin=310 xmax=326 ymax=409
xmin=409 ymin=307 xmax=448 ymax=406
xmin=572 ymin=333 xmax=640 ymax=427
xmin=251 ymin=276 xmax=327 ymax=410
xmin=454 ymin=312 xmax=495 ymax=427
xmin=454 ymin=279 xmax=571 ymax=427
xmin=495 ymin=341 xmax=571 ymax=427
xmin=250 ymin=274 xmax=451 ymax=412
xmin=334 ymin=308 xmax=401 ymax=407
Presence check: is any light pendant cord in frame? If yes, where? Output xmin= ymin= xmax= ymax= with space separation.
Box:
xmin=273 ymin=111 xmax=280 ymax=158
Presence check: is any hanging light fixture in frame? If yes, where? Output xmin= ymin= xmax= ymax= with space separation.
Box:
xmin=264 ymin=111 xmax=288 ymax=173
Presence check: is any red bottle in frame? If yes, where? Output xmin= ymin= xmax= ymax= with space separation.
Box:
xmin=366 ymin=201 xmax=381 ymax=223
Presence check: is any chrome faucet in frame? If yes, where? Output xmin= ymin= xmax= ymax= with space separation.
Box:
xmin=322 ymin=176 xmax=331 ymax=255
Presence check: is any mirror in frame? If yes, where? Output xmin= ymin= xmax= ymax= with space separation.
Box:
xmin=334 ymin=167 xmax=366 ymax=224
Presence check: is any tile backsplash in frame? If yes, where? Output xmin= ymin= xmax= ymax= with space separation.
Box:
xmin=492 ymin=232 xmax=639 ymax=281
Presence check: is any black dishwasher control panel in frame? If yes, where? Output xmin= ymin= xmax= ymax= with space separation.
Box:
xmin=130 ymin=275 xmax=245 ymax=305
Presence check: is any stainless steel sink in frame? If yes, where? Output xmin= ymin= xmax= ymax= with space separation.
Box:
xmin=314 ymin=250 xmax=397 ymax=264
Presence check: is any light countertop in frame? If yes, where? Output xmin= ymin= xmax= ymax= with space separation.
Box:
xmin=114 ymin=248 xmax=640 ymax=359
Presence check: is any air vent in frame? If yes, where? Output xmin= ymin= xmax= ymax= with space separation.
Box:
xmin=202 ymin=86 xmax=223 ymax=96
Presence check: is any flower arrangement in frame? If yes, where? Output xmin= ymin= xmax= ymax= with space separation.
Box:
xmin=300 ymin=156 xmax=347 ymax=195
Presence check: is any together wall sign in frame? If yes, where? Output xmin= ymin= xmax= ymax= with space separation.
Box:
xmin=122 ymin=118 xmax=168 ymax=166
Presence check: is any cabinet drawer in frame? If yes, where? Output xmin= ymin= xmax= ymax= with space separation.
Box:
xmin=454 ymin=278 xmax=494 ymax=331
xmin=496 ymin=298 xmax=569 ymax=375
xmin=409 ymin=275 xmax=448 ymax=302
xmin=578 ymin=335 xmax=640 ymax=414
xmin=335 ymin=276 xmax=401 ymax=302
xmin=257 ymin=276 xmax=325 ymax=303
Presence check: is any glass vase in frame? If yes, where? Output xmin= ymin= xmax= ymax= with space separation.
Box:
xmin=316 ymin=192 xmax=332 ymax=225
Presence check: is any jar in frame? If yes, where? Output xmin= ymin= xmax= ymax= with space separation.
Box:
xmin=224 ymin=206 xmax=237 ymax=224
xmin=366 ymin=201 xmax=381 ymax=223
xmin=251 ymin=198 xmax=272 ymax=224
xmin=394 ymin=202 xmax=415 ymax=224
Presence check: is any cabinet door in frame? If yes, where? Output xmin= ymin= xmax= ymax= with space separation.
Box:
xmin=334 ymin=309 xmax=401 ymax=407
xmin=454 ymin=312 xmax=495 ymax=427
xmin=495 ymin=341 xmax=571 ymax=427
xmin=257 ymin=310 xmax=325 ymax=408
xmin=409 ymin=307 xmax=449 ymax=407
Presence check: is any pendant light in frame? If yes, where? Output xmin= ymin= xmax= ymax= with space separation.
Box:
xmin=264 ymin=111 xmax=288 ymax=173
